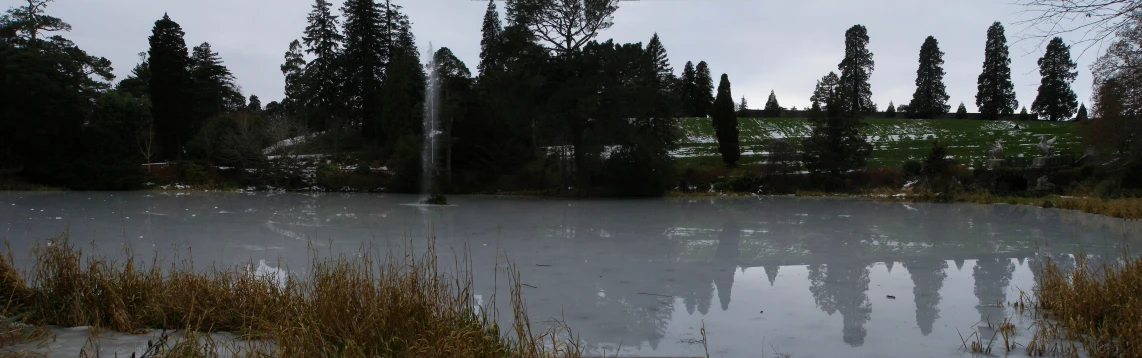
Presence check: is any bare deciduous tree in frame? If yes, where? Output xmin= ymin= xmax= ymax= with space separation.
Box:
xmin=1016 ymin=0 xmax=1142 ymax=54
xmin=136 ymin=119 xmax=159 ymax=168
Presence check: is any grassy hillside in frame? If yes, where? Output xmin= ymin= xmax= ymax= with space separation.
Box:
xmin=675 ymin=117 xmax=1081 ymax=168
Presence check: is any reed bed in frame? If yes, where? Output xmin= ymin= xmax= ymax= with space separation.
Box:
xmin=1027 ymin=254 xmax=1142 ymax=357
xmin=0 ymin=234 xmax=582 ymax=358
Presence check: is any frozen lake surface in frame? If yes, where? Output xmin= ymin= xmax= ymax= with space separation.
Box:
xmin=2 ymin=191 xmax=1140 ymax=357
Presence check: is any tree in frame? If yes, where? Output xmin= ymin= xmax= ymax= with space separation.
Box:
xmin=247 ymin=95 xmax=262 ymax=113
xmin=341 ymin=0 xmax=385 ymax=140
xmin=1087 ymin=77 xmax=1139 ymax=156
xmin=802 ymin=72 xmax=873 ymax=185
xmin=511 ymin=0 xmax=620 ymax=58
xmin=909 ymin=36 xmax=950 ymax=119
xmin=280 ymin=40 xmax=307 ymax=119
xmin=763 ymin=90 xmax=782 ymax=117
xmin=955 ymin=102 xmax=968 ymax=119
xmin=694 ymin=61 xmax=715 ymax=117
xmin=737 ymin=96 xmax=748 ymax=114
xmin=189 ymin=42 xmax=243 ymax=119
xmin=1076 ymin=103 xmax=1088 ymax=121
xmin=679 ymin=61 xmax=696 ymax=116
xmin=976 ymin=22 xmax=1019 ymax=120
xmin=302 ymin=0 xmax=344 ymax=131
xmin=1016 ymin=0 xmax=1142 ymax=51
xmin=712 ymin=74 xmax=740 ymax=167
xmin=116 ymin=52 xmax=150 ymax=99
xmin=147 ymin=13 xmax=193 ymax=160
xmin=885 ymin=101 xmax=896 ymax=118
xmin=433 ymin=47 xmax=473 ymax=183
xmin=1032 ymin=37 xmax=1079 ymax=121
xmin=1 ymin=0 xmax=71 ymax=43
xmin=838 ymin=25 xmax=876 ymax=115
xmin=1019 ymin=106 xmax=1031 ymax=121
xmin=477 ymin=0 xmax=503 ymax=77
xmin=645 ymin=33 xmax=673 ymax=86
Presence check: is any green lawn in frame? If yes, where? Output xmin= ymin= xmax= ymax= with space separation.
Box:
xmin=675 ymin=117 xmax=1081 ymax=169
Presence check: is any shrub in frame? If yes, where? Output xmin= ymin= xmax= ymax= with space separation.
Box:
xmin=726 ymin=170 xmax=763 ymax=193
xmin=182 ymin=163 xmax=210 ymax=185
xmin=1095 ymin=179 xmax=1121 ymax=198
xmin=902 ymin=161 xmax=923 ymax=178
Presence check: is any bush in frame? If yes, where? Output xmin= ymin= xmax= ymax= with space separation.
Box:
xmin=1095 ymin=179 xmax=1121 ymax=198
xmin=866 ymin=167 xmax=904 ymax=189
xmin=181 ymin=163 xmax=210 ymax=185
xmin=902 ymin=161 xmax=922 ymax=178
xmin=725 ymin=170 xmax=763 ymax=193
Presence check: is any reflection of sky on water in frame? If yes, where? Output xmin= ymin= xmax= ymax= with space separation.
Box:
xmin=2 ymin=192 xmax=1139 ymax=357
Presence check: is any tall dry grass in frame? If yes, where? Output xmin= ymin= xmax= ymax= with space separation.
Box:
xmin=1029 ymin=254 xmax=1142 ymax=357
xmin=0 ymin=234 xmax=582 ymax=358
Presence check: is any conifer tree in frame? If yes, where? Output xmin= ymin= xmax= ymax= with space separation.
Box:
xmin=342 ymin=0 xmax=385 ymax=139
xmin=1076 ymin=103 xmax=1088 ymax=121
xmin=1019 ymin=106 xmax=1031 ymax=121
xmin=189 ymin=42 xmax=242 ymax=118
xmin=281 ymin=40 xmax=307 ymax=119
xmin=478 ymin=0 xmax=503 ymax=77
xmin=1032 ymin=37 xmax=1079 ymax=121
xmin=694 ymin=61 xmax=715 ymax=117
xmin=802 ymin=72 xmax=872 ymax=183
xmin=645 ymin=33 xmax=672 ymax=85
xmin=838 ymin=25 xmax=876 ymax=115
xmin=763 ymin=90 xmax=782 ymax=117
xmin=909 ymin=36 xmax=950 ymax=119
xmin=885 ymin=101 xmax=896 ymax=118
xmin=302 ymin=0 xmax=344 ymax=130
xmin=712 ymin=74 xmax=740 ymax=166
xmin=679 ymin=61 xmax=696 ymax=116
xmin=147 ymin=13 xmax=193 ymax=160
xmin=976 ymin=22 xmax=1018 ymax=120
xmin=248 ymin=95 xmax=262 ymax=113
xmin=955 ymin=102 xmax=968 ymax=119
xmin=737 ymin=96 xmax=748 ymax=114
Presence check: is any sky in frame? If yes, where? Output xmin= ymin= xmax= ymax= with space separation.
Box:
xmin=6 ymin=0 xmax=1107 ymax=113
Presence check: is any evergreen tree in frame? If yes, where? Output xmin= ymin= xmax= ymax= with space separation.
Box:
xmin=976 ymin=22 xmax=1018 ymax=120
xmin=955 ymin=102 xmax=968 ymax=119
xmin=763 ymin=90 xmax=782 ymax=117
xmin=803 ymin=72 xmax=872 ymax=185
xmin=645 ymin=33 xmax=672 ymax=85
xmin=737 ymin=96 xmax=748 ymax=114
xmin=147 ymin=13 xmax=193 ymax=160
xmin=712 ymin=74 xmax=740 ymax=166
xmin=1019 ymin=106 xmax=1031 ymax=121
xmin=189 ymin=42 xmax=242 ymax=119
xmin=342 ymin=0 xmax=386 ymax=140
xmin=909 ymin=36 xmax=950 ymax=119
xmin=280 ymin=39 xmax=307 ymax=119
xmin=885 ymin=101 xmax=896 ymax=118
xmin=838 ymin=25 xmax=876 ymax=115
xmin=694 ymin=61 xmax=715 ymax=117
xmin=679 ymin=61 xmax=696 ymax=116
xmin=477 ymin=0 xmax=503 ymax=77
xmin=1032 ymin=37 xmax=1079 ymax=121
xmin=116 ymin=53 xmax=151 ymax=99
xmin=302 ymin=0 xmax=344 ymax=130
xmin=248 ymin=95 xmax=262 ymax=113
xmin=1076 ymin=103 xmax=1088 ymax=121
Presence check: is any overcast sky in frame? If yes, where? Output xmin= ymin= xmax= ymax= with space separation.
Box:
xmin=7 ymin=0 xmax=1104 ymax=113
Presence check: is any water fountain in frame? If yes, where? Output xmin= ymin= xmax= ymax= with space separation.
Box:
xmin=419 ymin=43 xmax=447 ymax=206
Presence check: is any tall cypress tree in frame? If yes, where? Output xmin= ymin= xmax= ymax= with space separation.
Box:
xmin=679 ymin=61 xmax=696 ymax=116
xmin=342 ymin=0 xmax=385 ymax=139
xmin=1032 ymin=37 xmax=1079 ymax=121
xmin=281 ymin=39 xmax=307 ymax=119
xmin=763 ymin=90 xmax=782 ymax=117
xmin=478 ymin=0 xmax=503 ymax=77
xmin=147 ymin=13 xmax=192 ymax=160
xmin=838 ymin=25 xmax=876 ymax=115
xmin=976 ymin=22 xmax=1018 ymax=120
xmin=909 ymin=36 xmax=950 ymax=119
xmin=694 ymin=61 xmax=715 ymax=117
xmin=712 ymin=74 xmax=740 ymax=167
xmin=302 ymin=0 xmax=344 ymax=130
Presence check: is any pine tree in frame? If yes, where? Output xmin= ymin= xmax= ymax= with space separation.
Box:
xmin=885 ymin=101 xmax=896 ymax=118
xmin=763 ymin=90 xmax=782 ymax=117
xmin=802 ymin=71 xmax=872 ymax=184
xmin=342 ymin=0 xmax=385 ymax=139
xmin=248 ymin=95 xmax=262 ymax=113
xmin=976 ymin=22 xmax=1018 ymax=120
xmin=147 ymin=13 xmax=193 ymax=160
xmin=477 ymin=0 xmax=503 ymax=77
xmin=1076 ymin=103 xmax=1088 ymax=121
xmin=955 ymin=102 xmax=968 ymax=119
xmin=694 ymin=61 xmax=715 ymax=117
xmin=189 ymin=42 xmax=242 ymax=118
xmin=1019 ymin=106 xmax=1031 ymax=121
xmin=302 ymin=0 xmax=344 ymax=130
xmin=280 ymin=40 xmax=307 ymax=119
xmin=737 ymin=96 xmax=748 ymax=114
xmin=679 ymin=61 xmax=696 ymax=116
xmin=811 ymin=72 xmax=841 ymax=115
xmin=645 ymin=33 xmax=673 ymax=86
xmin=909 ymin=36 xmax=950 ymax=119
xmin=838 ymin=25 xmax=876 ymax=115
xmin=1032 ymin=37 xmax=1079 ymax=121
xmin=712 ymin=74 xmax=740 ymax=166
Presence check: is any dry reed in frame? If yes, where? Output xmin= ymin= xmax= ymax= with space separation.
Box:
xmin=0 ymin=234 xmax=582 ymax=358
xmin=1028 ymin=254 xmax=1142 ymax=357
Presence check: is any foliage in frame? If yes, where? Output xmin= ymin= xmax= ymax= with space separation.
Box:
xmin=1075 ymin=103 xmax=1088 ymax=121
xmin=955 ymin=102 xmax=968 ymax=119
xmin=712 ymin=74 xmax=740 ymax=167
xmin=693 ymin=61 xmax=715 ymax=117
xmin=838 ymin=25 xmax=876 ymax=115
xmin=1032 ymin=37 xmax=1079 ymax=121
xmin=902 ymin=160 xmax=922 ymax=177
xmin=885 ymin=101 xmax=896 ymax=118
xmin=478 ymin=0 xmax=503 ymax=76
xmin=976 ymin=22 xmax=1018 ymax=120
xmin=679 ymin=61 xmax=697 ymax=116
xmin=1019 ymin=107 xmax=1031 ymax=121
xmin=148 ymin=13 xmax=193 ymax=160
xmin=763 ymin=90 xmax=783 ymax=117
xmin=803 ymin=74 xmax=873 ymax=185
xmin=909 ymin=36 xmax=950 ymax=119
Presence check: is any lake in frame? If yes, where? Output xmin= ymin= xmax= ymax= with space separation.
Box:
xmin=2 ymin=191 xmax=1139 ymax=357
